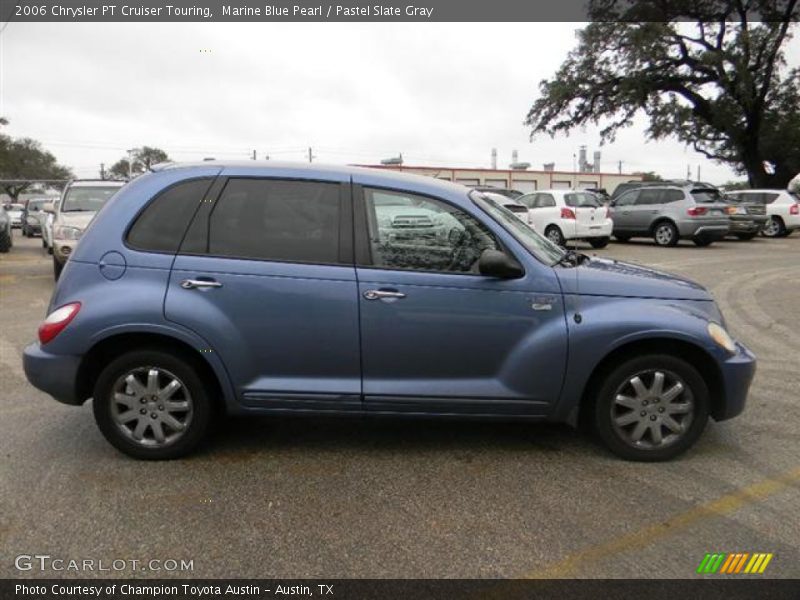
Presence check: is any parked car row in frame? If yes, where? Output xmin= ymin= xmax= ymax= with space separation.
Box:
xmin=475 ymin=182 xmax=798 ymax=248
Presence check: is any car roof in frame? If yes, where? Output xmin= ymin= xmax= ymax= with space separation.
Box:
xmin=151 ymin=160 xmax=472 ymax=196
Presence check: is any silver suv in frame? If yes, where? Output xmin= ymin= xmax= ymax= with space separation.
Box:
xmin=610 ymin=185 xmax=731 ymax=247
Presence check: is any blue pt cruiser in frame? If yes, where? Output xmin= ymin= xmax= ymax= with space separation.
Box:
xmin=23 ymin=162 xmax=756 ymax=460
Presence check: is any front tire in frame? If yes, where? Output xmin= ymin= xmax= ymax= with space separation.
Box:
xmin=735 ymin=232 xmax=758 ymax=241
xmin=545 ymin=225 xmax=565 ymax=246
xmin=53 ymin=256 xmax=64 ymax=280
xmin=589 ymin=236 xmax=610 ymax=249
xmin=93 ymin=350 xmax=213 ymax=459
xmin=692 ymin=237 xmax=714 ymax=247
xmin=0 ymin=230 xmax=11 ymax=253
xmin=594 ymin=355 xmax=709 ymax=461
xmin=653 ymin=221 xmax=679 ymax=247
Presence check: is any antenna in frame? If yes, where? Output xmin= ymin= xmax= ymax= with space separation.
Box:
xmin=572 ymin=190 xmax=583 ymax=325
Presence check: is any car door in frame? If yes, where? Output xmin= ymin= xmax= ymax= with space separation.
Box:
xmin=164 ymin=175 xmax=362 ymax=411
xmin=353 ymin=184 xmax=567 ymax=416
xmin=610 ymin=189 xmax=639 ymax=231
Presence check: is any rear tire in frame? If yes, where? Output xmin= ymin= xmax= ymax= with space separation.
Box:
xmin=93 ymin=349 xmax=213 ymax=460
xmin=545 ymin=225 xmax=565 ymax=246
xmin=735 ymin=232 xmax=757 ymax=241
xmin=762 ymin=216 xmax=785 ymax=238
xmin=692 ymin=237 xmax=714 ymax=247
xmin=589 ymin=237 xmax=610 ymax=249
xmin=653 ymin=221 xmax=679 ymax=247
xmin=594 ymin=354 xmax=709 ymax=461
xmin=614 ymin=234 xmax=631 ymax=243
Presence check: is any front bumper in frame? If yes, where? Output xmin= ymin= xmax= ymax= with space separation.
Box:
xmin=23 ymin=342 xmax=83 ymax=405
xmin=713 ymin=341 xmax=757 ymax=421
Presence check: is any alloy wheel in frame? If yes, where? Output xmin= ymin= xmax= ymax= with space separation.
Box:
xmin=655 ymin=225 xmax=674 ymax=246
xmin=610 ymin=369 xmax=694 ymax=449
xmin=763 ymin=218 xmax=781 ymax=237
xmin=110 ymin=367 xmax=193 ymax=448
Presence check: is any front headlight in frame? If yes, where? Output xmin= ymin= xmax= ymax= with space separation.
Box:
xmin=54 ymin=225 xmax=82 ymax=241
xmin=708 ymin=322 xmax=737 ymax=354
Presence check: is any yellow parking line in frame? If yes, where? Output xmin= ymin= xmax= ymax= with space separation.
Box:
xmin=526 ymin=466 xmax=800 ymax=578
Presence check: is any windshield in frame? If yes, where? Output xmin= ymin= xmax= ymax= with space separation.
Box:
xmin=565 ymin=192 xmax=600 ymax=208
xmin=472 ymin=192 xmax=565 ymax=266
xmin=691 ymin=189 xmax=723 ymax=204
xmin=27 ymin=200 xmax=47 ymax=211
xmin=61 ymin=186 xmax=120 ymax=212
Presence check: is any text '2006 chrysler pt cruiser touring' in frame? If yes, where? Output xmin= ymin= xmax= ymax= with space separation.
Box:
xmin=23 ymin=162 xmax=756 ymax=460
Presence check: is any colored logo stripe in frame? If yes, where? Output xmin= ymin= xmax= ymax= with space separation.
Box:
xmin=697 ymin=553 xmax=773 ymax=574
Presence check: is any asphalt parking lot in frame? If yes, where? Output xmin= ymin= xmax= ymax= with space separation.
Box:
xmin=1 ymin=230 xmax=799 ymax=579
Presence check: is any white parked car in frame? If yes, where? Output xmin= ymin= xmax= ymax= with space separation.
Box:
xmin=724 ymin=189 xmax=800 ymax=238
xmin=481 ymin=192 xmax=531 ymax=225
xmin=517 ymin=189 xmax=613 ymax=248
xmin=3 ymin=203 xmax=24 ymax=228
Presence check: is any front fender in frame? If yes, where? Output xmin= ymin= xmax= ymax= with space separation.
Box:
xmin=553 ymin=295 xmax=723 ymax=422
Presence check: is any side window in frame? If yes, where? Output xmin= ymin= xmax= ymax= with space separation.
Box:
xmin=207 ymin=178 xmax=341 ymax=264
xmin=762 ymin=193 xmax=779 ymax=205
xmin=541 ymin=194 xmax=556 ymax=208
xmin=518 ymin=194 xmax=536 ymax=209
xmin=615 ymin=190 xmax=638 ymax=207
xmin=363 ymin=188 xmax=498 ymax=274
xmin=661 ymin=189 xmax=685 ymax=203
xmin=636 ymin=189 xmax=662 ymax=205
xmin=127 ymin=178 xmax=214 ymax=253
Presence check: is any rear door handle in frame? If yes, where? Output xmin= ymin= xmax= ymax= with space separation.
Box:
xmin=363 ymin=289 xmax=406 ymax=301
xmin=180 ymin=279 xmax=223 ymax=290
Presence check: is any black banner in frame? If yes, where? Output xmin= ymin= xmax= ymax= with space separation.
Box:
xmin=4 ymin=579 xmax=800 ymax=600
xmin=2 ymin=0 xmax=800 ymax=23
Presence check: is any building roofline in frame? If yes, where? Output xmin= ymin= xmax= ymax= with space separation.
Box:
xmin=356 ymin=164 xmax=643 ymax=178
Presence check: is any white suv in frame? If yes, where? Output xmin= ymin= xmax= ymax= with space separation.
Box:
xmin=517 ymin=189 xmax=613 ymax=247
xmin=725 ymin=189 xmax=800 ymax=238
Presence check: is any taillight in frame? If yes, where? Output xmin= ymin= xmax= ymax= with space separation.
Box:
xmin=687 ymin=207 xmax=708 ymax=217
xmin=561 ymin=207 xmax=576 ymax=219
xmin=605 ymin=207 xmax=611 ymax=219
xmin=38 ymin=302 xmax=81 ymax=344
xmin=791 ymin=203 xmax=799 ymax=215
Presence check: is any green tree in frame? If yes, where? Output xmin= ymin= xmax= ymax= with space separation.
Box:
xmin=109 ymin=146 xmax=170 ymax=179
xmin=0 ymin=135 xmax=73 ymax=201
xmin=632 ymin=171 xmax=663 ymax=182
xmin=525 ymin=0 xmax=800 ymax=188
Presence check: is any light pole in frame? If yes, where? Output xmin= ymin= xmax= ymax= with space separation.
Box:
xmin=126 ymin=148 xmax=137 ymax=180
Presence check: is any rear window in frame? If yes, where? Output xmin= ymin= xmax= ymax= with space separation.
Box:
xmin=690 ymin=189 xmax=722 ymax=203
xmin=127 ymin=178 xmax=214 ymax=253
xmin=564 ymin=193 xmax=600 ymax=208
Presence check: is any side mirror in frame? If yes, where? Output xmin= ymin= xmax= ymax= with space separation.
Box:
xmin=43 ymin=202 xmax=55 ymax=214
xmin=478 ymin=249 xmax=524 ymax=279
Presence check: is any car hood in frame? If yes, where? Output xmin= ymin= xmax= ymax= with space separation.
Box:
xmin=556 ymin=256 xmax=712 ymax=301
xmin=57 ymin=211 xmax=96 ymax=230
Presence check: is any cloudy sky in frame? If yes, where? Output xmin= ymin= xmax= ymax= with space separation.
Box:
xmin=2 ymin=22 xmax=799 ymax=183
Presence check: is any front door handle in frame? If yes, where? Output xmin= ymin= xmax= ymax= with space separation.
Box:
xmin=363 ymin=289 xmax=406 ymax=301
xmin=181 ymin=279 xmax=223 ymax=290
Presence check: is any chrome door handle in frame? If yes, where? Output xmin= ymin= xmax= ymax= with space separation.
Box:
xmin=363 ymin=290 xmax=406 ymax=300
xmin=180 ymin=279 xmax=222 ymax=289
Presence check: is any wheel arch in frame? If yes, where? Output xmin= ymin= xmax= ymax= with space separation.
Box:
xmin=649 ymin=216 xmax=677 ymax=235
xmin=76 ymin=330 xmax=233 ymax=414
xmin=574 ymin=337 xmax=725 ymax=429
